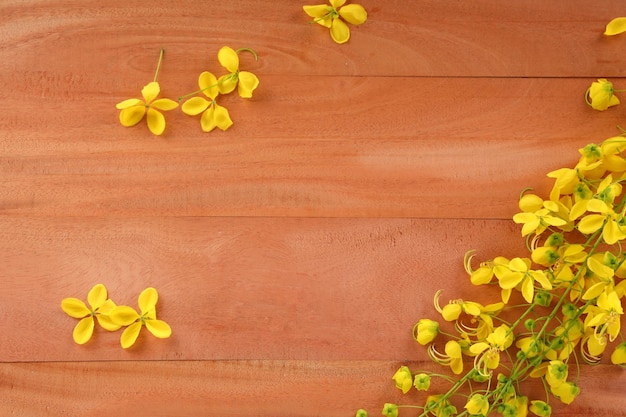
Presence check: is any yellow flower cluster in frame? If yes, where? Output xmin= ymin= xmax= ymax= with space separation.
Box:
xmin=361 ymin=136 xmax=626 ymax=417
xmin=61 ymin=284 xmax=171 ymax=349
xmin=116 ymin=47 xmax=260 ymax=135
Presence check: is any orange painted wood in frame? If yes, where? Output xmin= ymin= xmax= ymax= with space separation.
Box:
xmin=0 ymin=216 xmax=527 ymax=362
xmin=1 ymin=361 xmax=624 ymax=417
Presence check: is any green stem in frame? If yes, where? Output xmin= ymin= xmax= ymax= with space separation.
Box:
xmin=154 ymin=48 xmax=164 ymax=83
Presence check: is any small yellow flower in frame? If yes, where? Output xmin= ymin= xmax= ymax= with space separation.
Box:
xmin=497 ymin=257 xmax=553 ymax=304
xmin=428 ymin=340 xmax=463 ymax=375
xmin=303 ymin=0 xmax=367 ymax=44
xmin=469 ymin=325 xmax=514 ymax=376
xmin=464 ymin=394 xmax=489 ymax=417
xmin=413 ymin=318 xmax=439 ymax=345
xmin=545 ymin=360 xmax=568 ymax=388
xmin=109 ymin=287 xmax=172 ymax=349
xmin=586 ymin=79 xmax=620 ymax=111
xmin=182 ymin=72 xmax=233 ymax=132
xmin=529 ymin=400 xmax=551 ymax=417
xmin=391 ymin=366 xmax=412 ymax=394
xmin=216 ymin=46 xmax=260 ymax=98
xmin=61 ymin=284 xmax=121 ymax=344
xmin=585 ymin=290 xmax=623 ymax=342
xmin=115 ymin=50 xmax=178 ymax=135
xmin=611 ymin=342 xmax=626 ymax=365
xmin=550 ymin=381 xmax=580 ymax=405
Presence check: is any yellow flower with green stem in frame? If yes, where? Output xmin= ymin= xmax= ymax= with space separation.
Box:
xmin=115 ymin=49 xmax=178 ymax=136
xmin=303 ymin=0 xmax=367 ymax=44
xmin=512 ymin=195 xmax=568 ymax=237
xmin=585 ymin=78 xmax=621 ymax=111
xmin=61 ymin=284 xmax=121 ymax=344
xmin=109 ymin=287 xmax=172 ymax=349
xmin=181 ymin=71 xmax=233 ymax=132
xmin=464 ymin=394 xmax=490 ymax=417
xmin=585 ymin=290 xmax=623 ymax=342
xmin=469 ymin=325 xmax=514 ymax=376
xmin=413 ymin=318 xmax=439 ymax=345
xmin=497 ymin=257 xmax=553 ymax=304
xmin=428 ymin=340 xmax=464 ymax=375
xmin=216 ymin=46 xmax=259 ymax=98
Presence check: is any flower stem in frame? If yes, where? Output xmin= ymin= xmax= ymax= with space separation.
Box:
xmin=236 ymin=47 xmax=259 ymax=61
xmin=154 ymin=48 xmax=165 ymax=83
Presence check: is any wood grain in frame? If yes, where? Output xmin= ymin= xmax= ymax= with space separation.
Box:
xmin=2 ymin=0 xmax=626 ymax=416
xmin=1 ymin=361 xmax=624 ymax=417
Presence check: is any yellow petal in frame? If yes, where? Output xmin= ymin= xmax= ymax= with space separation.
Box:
xmin=73 ymin=316 xmax=94 ymax=345
xmin=605 ymin=17 xmax=626 ymax=36
xmin=146 ymin=108 xmax=166 ymax=136
xmin=119 ymin=105 xmax=146 ymax=127
xmin=577 ymin=214 xmax=605 ymax=234
xmin=116 ymin=98 xmax=142 ymax=109
xmin=145 ymin=319 xmax=172 ymax=339
xmin=213 ymin=104 xmax=234 ymax=131
xmin=237 ymin=71 xmax=259 ymax=98
xmin=199 ymin=71 xmax=219 ymax=99
xmin=330 ymin=0 xmax=346 ymax=8
xmin=120 ymin=322 xmax=142 ymax=349
xmin=138 ymin=287 xmax=158 ymax=314
xmin=109 ymin=305 xmax=140 ymax=326
xmin=330 ymin=17 xmax=350 ymax=44
xmin=200 ymin=106 xmax=217 ymax=132
xmin=521 ymin=277 xmax=534 ymax=303
xmin=87 ymin=284 xmax=107 ymax=310
xmin=217 ymin=74 xmax=237 ymax=95
xmin=151 ymin=98 xmax=178 ymax=111
xmin=217 ymin=46 xmax=239 ymax=73
xmin=141 ymin=81 xmax=160 ymax=103
xmin=61 ymin=298 xmax=90 ymax=318
xmin=338 ymin=4 xmax=367 ymax=25
xmin=603 ymin=220 xmax=626 ymax=244
xmin=182 ymin=97 xmax=210 ymax=116
xmin=96 ymin=314 xmax=122 ymax=331
xmin=303 ymin=5 xmax=333 ymax=28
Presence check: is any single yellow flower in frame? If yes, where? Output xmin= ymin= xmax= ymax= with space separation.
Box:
xmin=529 ymin=400 xmax=551 ymax=417
xmin=413 ymin=318 xmax=439 ymax=345
xmin=586 ymin=79 xmax=620 ymax=111
xmin=497 ymin=257 xmax=553 ymax=304
xmin=469 ymin=325 xmax=514 ymax=376
xmin=550 ymin=381 xmax=580 ymax=405
xmin=182 ymin=72 xmax=233 ymax=132
xmin=115 ymin=49 xmax=178 ymax=135
xmin=585 ymin=290 xmax=623 ymax=342
xmin=464 ymin=394 xmax=489 ymax=417
xmin=303 ymin=0 xmax=367 ymax=44
xmin=611 ymin=342 xmax=626 ymax=365
xmin=577 ymin=199 xmax=626 ymax=245
xmin=61 ymin=284 xmax=121 ymax=344
xmin=391 ymin=366 xmax=412 ymax=394
xmin=109 ymin=287 xmax=172 ymax=349
xmin=216 ymin=46 xmax=259 ymax=98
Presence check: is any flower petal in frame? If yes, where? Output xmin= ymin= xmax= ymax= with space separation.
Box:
xmin=151 ymin=98 xmax=178 ymax=111
xmin=237 ymin=71 xmax=259 ymax=98
xmin=73 ymin=316 xmax=95 ymax=345
xmin=141 ymin=81 xmax=160 ymax=103
xmin=87 ymin=284 xmax=107 ymax=310
xmin=119 ymin=106 xmax=146 ymax=127
xmin=96 ymin=314 xmax=122 ymax=331
xmin=61 ymin=298 xmax=90 ymax=318
xmin=146 ymin=108 xmax=166 ymax=136
xmin=199 ymin=71 xmax=219 ymax=99
xmin=330 ymin=0 xmax=346 ymax=8
xmin=217 ymin=46 xmax=239 ymax=73
xmin=109 ymin=305 xmax=140 ymax=326
xmin=116 ymin=98 xmax=142 ymax=110
xmin=138 ymin=287 xmax=159 ymax=314
xmin=338 ymin=4 xmax=367 ymax=25
xmin=120 ymin=322 xmax=142 ymax=349
xmin=145 ymin=319 xmax=172 ymax=339
xmin=330 ymin=17 xmax=350 ymax=44
xmin=213 ymin=104 xmax=234 ymax=131
xmin=201 ymin=106 xmax=217 ymax=132
xmin=605 ymin=17 xmax=626 ymax=36
xmin=303 ymin=5 xmax=333 ymax=27
xmin=218 ymin=74 xmax=237 ymax=95
xmin=182 ymin=97 xmax=210 ymax=116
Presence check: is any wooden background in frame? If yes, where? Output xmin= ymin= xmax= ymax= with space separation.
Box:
xmin=1 ymin=1 xmax=626 ymax=415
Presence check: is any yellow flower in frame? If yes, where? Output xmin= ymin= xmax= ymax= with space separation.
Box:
xmin=469 ymin=325 xmax=514 ymax=376
xmin=585 ymin=290 xmax=623 ymax=342
xmin=577 ymin=199 xmax=626 ymax=245
xmin=586 ymin=79 xmax=620 ymax=111
xmin=61 ymin=284 xmax=121 ymax=344
xmin=545 ymin=360 xmax=568 ymax=388
xmin=428 ymin=340 xmax=463 ymax=374
xmin=550 ymin=381 xmax=580 ymax=405
xmin=497 ymin=257 xmax=553 ymax=304
xmin=109 ymin=287 xmax=172 ymax=349
xmin=529 ymin=400 xmax=551 ymax=417
xmin=392 ymin=366 xmax=412 ymax=394
xmin=182 ymin=72 xmax=233 ymax=132
xmin=605 ymin=17 xmax=626 ymax=36
xmin=464 ymin=394 xmax=489 ymax=416
xmin=303 ymin=0 xmax=367 ymax=44
xmin=513 ymin=197 xmax=567 ymax=237
xmin=611 ymin=342 xmax=626 ymax=365
xmin=115 ymin=49 xmax=178 ymax=136
xmin=216 ymin=46 xmax=259 ymax=98
xmin=413 ymin=318 xmax=439 ymax=345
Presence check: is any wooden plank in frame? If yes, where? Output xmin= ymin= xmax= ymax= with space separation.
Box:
xmin=1 ymin=0 xmax=626 ymax=78
xmin=1 ymin=360 xmax=624 ymax=417
xmin=2 ymin=77 xmax=623 ymax=218
xmin=0 ymin=216 xmax=528 ymax=362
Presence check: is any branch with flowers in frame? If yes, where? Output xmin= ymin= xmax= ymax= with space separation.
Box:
xmin=356 ymin=18 xmax=626 ymax=417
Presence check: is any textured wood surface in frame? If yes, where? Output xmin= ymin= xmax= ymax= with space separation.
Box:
xmin=2 ymin=1 xmax=626 ymax=416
